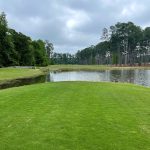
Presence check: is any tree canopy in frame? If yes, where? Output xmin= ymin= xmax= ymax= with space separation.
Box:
xmin=0 ymin=12 xmax=53 ymax=67
xmin=1 ymin=12 xmax=150 ymax=66
xmin=56 ymin=22 xmax=150 ymax=66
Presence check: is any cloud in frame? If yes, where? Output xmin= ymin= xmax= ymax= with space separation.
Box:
xmin=0 ymin=0 xmax=150 ymax=53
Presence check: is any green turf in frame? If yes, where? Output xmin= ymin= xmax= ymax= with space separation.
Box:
xmin=0 ymin=68 xmax=43 ymax=83
xmin=0 ymin=82 xmax=150 ymax=150
xmin=48 ymin=64 xmax=150 ymax=71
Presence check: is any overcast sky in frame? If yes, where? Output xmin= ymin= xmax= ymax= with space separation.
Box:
xmin=0 ymin=0 xmax=149 ymax=53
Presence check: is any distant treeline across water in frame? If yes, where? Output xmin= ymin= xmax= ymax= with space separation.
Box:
xmin=0 ymin=11 xmax=150 ymax=66
xmin=53 ymin=22 xmax=150 ymax=66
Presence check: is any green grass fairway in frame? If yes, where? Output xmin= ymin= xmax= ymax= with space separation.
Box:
xmin=0 ymin=68 xmax=43 ymax=83
xmin=0 ymin=82 xmax=150 ymax=150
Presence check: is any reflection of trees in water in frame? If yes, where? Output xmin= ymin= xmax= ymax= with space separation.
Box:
xmin=46 ymin=73 xmax=53 ymax=82
xmin=134 ymin=70 xmax=150 ymax=86
xmin=110 ymin=70 xmax=121 ymax=82
xmin=125 ymin=70 xmax=134 ymax=83
xmin=145 ymin=70 xmax=150 ymax=86
xmin=104 ymin=70 xmax=111 ymax=82
xmin=111 ymin=70 xmax=135 ymax=83
xmin=46 ymin=70 xmax=150 ymax=87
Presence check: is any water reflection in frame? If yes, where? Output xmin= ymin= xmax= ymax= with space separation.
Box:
xmin=47 ymin=70 xmax=150 ymax=87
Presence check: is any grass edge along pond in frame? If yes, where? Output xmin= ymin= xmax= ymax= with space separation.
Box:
xmin=0 ymin=82 xmax=150 ymax=150
xmin=0 ymin=68 xmax=45 ymax=84
xmin=48 ymin=65 xmax=150 ymax=71
xmin=0 ymin=65 xmax=150 ymax=83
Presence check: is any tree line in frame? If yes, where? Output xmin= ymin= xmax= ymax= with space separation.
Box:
xmin=0 ymin=12 xmax=53 ymax=67
xmin=52 ymin=53 xmax=77 ymax=64
xmin=1 ymin=11 xmax=150 ymax=66
xmin=54 ymin=22 xmax=150 ymax=66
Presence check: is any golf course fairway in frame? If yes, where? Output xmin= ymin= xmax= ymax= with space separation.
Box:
xmin=0 ymin=82 xmax=150 ymax=150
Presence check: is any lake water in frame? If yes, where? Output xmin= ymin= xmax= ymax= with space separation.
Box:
xmin=46 ymin=70 xmax=150 ymax=87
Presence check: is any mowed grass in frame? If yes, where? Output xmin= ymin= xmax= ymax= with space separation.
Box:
xmin=0 ymin=82 xmax=150 ymax=150
xmin=48 ymin=64 xmax=150 ymax=71
xmin=0 ymin=68 xmax=43 ymax=83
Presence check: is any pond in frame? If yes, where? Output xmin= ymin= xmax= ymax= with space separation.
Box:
xmin=46 ymin=69 xmax=150 ymax=87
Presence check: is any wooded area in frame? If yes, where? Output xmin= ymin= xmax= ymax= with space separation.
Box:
xmin=0 ymin=12 xmax=53 ymax=67
xmin=1 ymin=12 xmax=150 ymax=66
xmin=54 ymin=22 xmax=150 ymax=66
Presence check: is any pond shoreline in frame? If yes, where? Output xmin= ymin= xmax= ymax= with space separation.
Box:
xmin=0 ymin=74 xmax=46 ymax=90
xmin=48 ymin=65 xmax=150 ymax=72
xmin=48 ymin=69 xmax=150 ymax=87
xmin=0 ymin=65 xmax=150 ymax=89
xmin=0 ymin=67 xmax=49 ymax=90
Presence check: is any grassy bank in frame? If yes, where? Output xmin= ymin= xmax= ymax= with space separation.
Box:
xmin=0 ymin=82 xmax=149 ymax=150
xmin=1 ymin=65 xmax=150 ymax=83
xmin=0 ymin=68 xmax=44 ymax=84
xmin=48 ymin=65 xmax=150 ymax=71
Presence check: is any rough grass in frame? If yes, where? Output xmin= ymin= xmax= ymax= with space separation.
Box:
xmin=0 ymin=68 xmax=43 ymax=83
xmin=48 ymin=65 xmax=150 ymax=71
xmin=0 ymin=82 xmax=150 ymax=150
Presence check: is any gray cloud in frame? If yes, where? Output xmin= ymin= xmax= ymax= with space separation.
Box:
xmin=0 ymin=0 xmax=150 ymax=53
